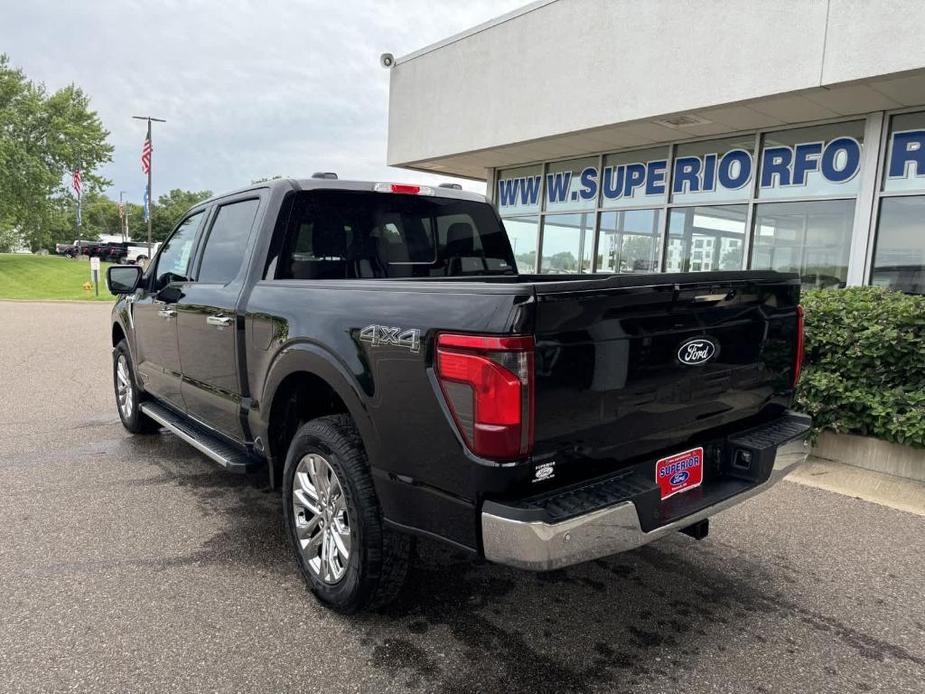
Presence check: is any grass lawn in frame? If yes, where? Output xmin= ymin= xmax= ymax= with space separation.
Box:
xmin=0 ymin=254 xmax=115 ymax=302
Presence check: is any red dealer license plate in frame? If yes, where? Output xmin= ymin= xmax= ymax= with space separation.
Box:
xmin=656 ymin=447 xmax=704 ymax=500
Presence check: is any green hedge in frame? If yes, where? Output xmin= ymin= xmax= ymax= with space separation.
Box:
xmin=795 ymin=287 xmax=925 ymax=448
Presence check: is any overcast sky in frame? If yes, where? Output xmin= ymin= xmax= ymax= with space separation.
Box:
xmin=1 ymin=0 xmax=527 ymax=203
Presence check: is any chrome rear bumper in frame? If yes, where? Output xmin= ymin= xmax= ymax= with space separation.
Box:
xmin=481 ymin=434 xmax=810 ymax=571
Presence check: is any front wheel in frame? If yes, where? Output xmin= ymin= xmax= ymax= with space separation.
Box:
xmin=113 ymin=340 xmax=159 ymax=434
xmin=283 ymin=415 xmax=412 ymax=613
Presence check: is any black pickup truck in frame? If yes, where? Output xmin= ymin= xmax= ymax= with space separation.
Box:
xmin=107 ymin=177 xmax=810 ymax=613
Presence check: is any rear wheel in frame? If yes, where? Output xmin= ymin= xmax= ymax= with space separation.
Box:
xmin=113 ymin=340 xmax=159 ymax=434
xmin=283 ymin=415 xmax=411 ymax=613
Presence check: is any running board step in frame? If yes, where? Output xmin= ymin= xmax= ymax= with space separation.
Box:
xmin=139 ymin=402 xmax=261 ymax=473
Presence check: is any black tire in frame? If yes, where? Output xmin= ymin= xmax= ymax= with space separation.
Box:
xmin=113 ymin=340 xmax=160 ymax=434
xmin=283 ymin=415 xmax=412 ymax=613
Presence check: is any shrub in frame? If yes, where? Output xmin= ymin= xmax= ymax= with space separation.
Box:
xmin=795 ymin=287 xmax=925 ymax=448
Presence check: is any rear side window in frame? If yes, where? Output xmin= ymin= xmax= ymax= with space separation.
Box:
xmin=198 ymin=199 xmax=260 ymax=284
xmin=273 ymin=190 xmax=515 ymax=279
xmin=153 ymin=212 xmax=203 ymax=290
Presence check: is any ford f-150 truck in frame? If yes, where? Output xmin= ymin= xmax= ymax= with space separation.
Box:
xmin=106 ymin=177 xmax=811 ymax=613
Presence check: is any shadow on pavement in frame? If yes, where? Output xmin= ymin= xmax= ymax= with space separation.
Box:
xmin=117 ymin=430 xmax=922 ymax=694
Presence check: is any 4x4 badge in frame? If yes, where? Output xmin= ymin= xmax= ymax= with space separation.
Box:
xmin=359 ymin=324 xmax=421 ymax=353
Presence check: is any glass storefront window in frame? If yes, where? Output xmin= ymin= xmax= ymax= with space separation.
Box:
xmin=601 ymin=147 xmax=669 ymax=210
xmin=596 ymin=209 xmax=661 ymax=273
xmin=871 ymin=196 xmax=925 ymax=294
xmin=751 ymin=200 xmax=855 ymax=288
xmin=671 ymin=136 xmax=756 ymax=205
xmin=502 ymin=216 xmax=540 ymax=273
xmin=544 ymin=157 xmax=600 ymax=213
xmin=666 ymin=205 xmax=747 ymax=272
xmin=758 ymin=121 xmax=865 ymax=200
xmin=882 ymin=111 xmax=925 ymax=194
xmin=540 ymin=213 xmax=594 ymax=274
xmin=496 ymin=165 xmax=543 ymax=216
xmin=491 ymin=114 xmax=911 ymax=290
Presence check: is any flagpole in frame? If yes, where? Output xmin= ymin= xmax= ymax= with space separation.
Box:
xmin=119 ymin=191 xmax=127 ymax=242
xmin=73 ymin=165 xmax=82 ymax=233
xmin=145 ymin=119 xmax=152 ymax=256
xmin=132 ymin=115 xmax=166 ymax=260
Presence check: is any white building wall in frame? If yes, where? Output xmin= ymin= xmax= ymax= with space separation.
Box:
xmin=387 ymin=0 xmax=925 ymax=169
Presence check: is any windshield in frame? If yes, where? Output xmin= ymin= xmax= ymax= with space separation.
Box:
xmin=271 ymin=190 xmax=517 ymax=279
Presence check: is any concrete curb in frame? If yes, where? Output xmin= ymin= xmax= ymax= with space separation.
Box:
xmin=812 ymin=431 xmax=925 ymax=483
xmin=787 ymin=457 xmax=925 ymax=516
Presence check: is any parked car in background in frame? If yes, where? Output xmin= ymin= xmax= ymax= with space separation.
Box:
xmin=95 ymin=242 xmax=129 ymax=263
xmin=56 ymin=240 xmax=98 ymax=258
xmin=123 ymin=242 xmax=158 ymax=265
xmin=55 ymin=239 xmax=158 ymax=263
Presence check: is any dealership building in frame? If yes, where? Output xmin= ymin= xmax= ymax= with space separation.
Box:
xmin=387 ymin=0 xmax=925 ymax=293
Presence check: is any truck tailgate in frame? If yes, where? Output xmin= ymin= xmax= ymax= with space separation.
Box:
xmin=529 ymin=271 xmax=801 ymax=470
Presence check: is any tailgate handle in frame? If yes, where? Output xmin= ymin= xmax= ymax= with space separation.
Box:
xmin=693 ymin=290 xmax=735 ymax=303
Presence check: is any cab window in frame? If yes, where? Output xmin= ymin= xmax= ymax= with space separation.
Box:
xmin=153 ymin=212 xmax=204 ymax=290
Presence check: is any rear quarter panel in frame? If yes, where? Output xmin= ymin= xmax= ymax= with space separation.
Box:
xmin=244 ymin=279 xmax=533 ymax=501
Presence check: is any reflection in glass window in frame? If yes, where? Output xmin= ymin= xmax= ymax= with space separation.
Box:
xmin=751 ymin=200 xmax=854 ymax=288
xmin=666 ymin=205 xmax=747 ymax=273
xmin=503 ymin=216 xmax=539 ymax=273
xmin=540 ymin=213 xmax=594 ymax=274
xmin=871 ymin=196 xmax=925 ymax=294
xmin=154 ymin=212 xmax=203 ymax=290
xmin=596 ymin=209 xmax=661 ymax=274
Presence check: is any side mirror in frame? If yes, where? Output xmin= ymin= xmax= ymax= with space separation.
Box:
xmin=107 ymin=265 xmax=143 ymax=295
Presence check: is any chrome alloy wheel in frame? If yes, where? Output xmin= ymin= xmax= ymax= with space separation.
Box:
xmin=116 ymin=354 xmax=133 ymax=419
xmin=292 ymin=454 xmax=351 ymax=584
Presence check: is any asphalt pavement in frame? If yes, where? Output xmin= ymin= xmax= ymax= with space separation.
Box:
xmin=0 ymin=300 xmax=922 ymax=693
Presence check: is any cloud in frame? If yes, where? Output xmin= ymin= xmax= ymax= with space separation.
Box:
xmin=1 ymin=0 xmax=527 ymax=205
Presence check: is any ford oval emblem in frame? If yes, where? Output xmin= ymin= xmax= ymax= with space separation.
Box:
xmin=670 ymin=471 xmax=690 ymax=486
xmin=677 ymin=337 xmax=717 ymax=366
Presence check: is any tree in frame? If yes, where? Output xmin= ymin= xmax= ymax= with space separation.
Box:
xmin=515 ymin=250 xmax=536 ymax=272
xmin=0 ymin=54 xmax=113 ymax=250
xmin=150 ymin=188 xmax=212 ymax=242
xmin=546 ymin=251 xmax=578 ymax=272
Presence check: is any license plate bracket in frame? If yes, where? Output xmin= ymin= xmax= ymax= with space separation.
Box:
xmin=656 ymin=447 xmax=704 ymax=500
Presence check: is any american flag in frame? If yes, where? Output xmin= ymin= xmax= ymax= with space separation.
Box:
xmin=72 ymin=169 xmax=81 ymax=197
xmin=141 ymin=134 xmax=152 ymax=174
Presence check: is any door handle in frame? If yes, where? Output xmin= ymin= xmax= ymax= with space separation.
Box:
xmin=158 ymin=308 xmax=177 ymax=319
xmin=206 ymin=315 xmax=234 ymax=327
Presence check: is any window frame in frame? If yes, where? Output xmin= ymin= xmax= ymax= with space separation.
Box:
xmin=146 ymin=208 xmax=209 ymax=292
xmin=866 ymin=107 xmax=925 ymax=292
xmin=191 ymin=195 xmax=262 ymax=286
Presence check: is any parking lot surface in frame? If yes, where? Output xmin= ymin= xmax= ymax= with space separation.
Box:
xmin=1 ymin=300 xmax=922 ymax=693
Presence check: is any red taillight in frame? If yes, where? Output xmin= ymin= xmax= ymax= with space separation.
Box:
xmin=374 ymin=182 xmax=436 ymax=196
xmin=435 ymin=333 xmax=535 ymax=461
xmin=793 ymin=305 xmax=805 ymax=387
xmin=391 ymin=184 xmax=420 ymax=194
